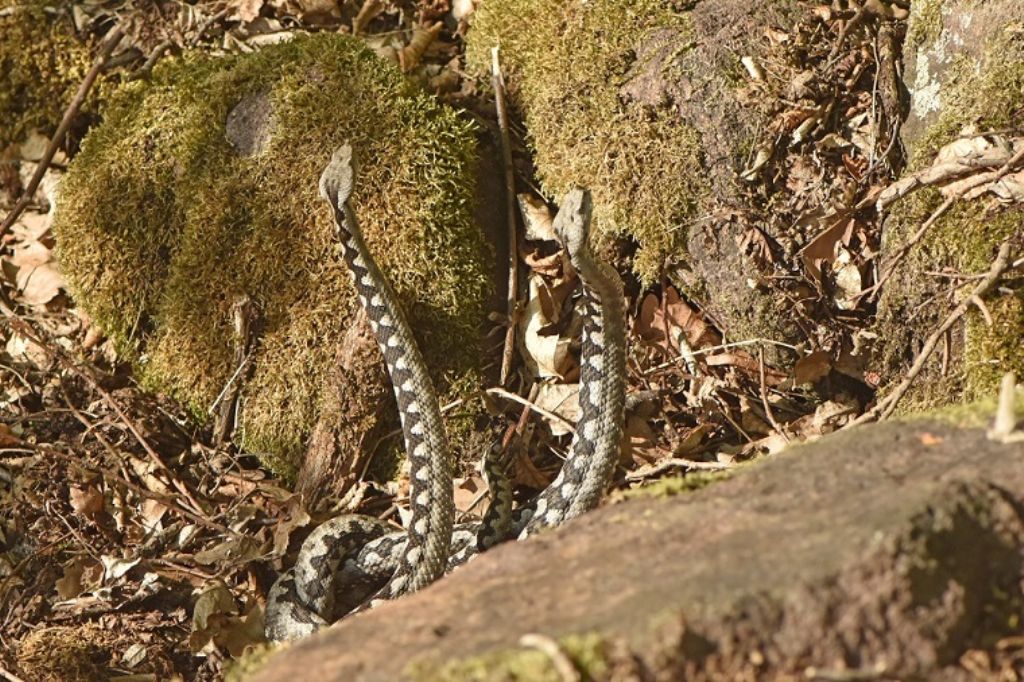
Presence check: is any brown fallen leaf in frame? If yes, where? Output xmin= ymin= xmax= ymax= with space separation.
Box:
xmin=636 ymin=285 xmax=719 ymax=356
xmin=793 ymin=350 xmax=832 ymax=385
xmin=69 ymin=484 xmax=105 ymax=518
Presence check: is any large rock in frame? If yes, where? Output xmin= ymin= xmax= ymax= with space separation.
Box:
xmin=874 ymin=0 xmax=1024 ymax=411
xmin=466 ymin=0 xmax=811 ymax=359
xmin=53 ymin=34 xmax=493 ymax=483
xmin=250 ymin=415 xmax=1024 ymax=680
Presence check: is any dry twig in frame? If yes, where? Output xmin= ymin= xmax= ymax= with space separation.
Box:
xmin=493 ymin=47 xmax=521 ymax=386
xmin=851 ymin=240 xmax=1014 ymax=426
xmin=519 ymin=633 xmax=581 ymax=682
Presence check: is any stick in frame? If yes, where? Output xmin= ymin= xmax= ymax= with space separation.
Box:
xmin=6 ymin=317 xmax=210 ymax=518
xmin=493 ymin=47 xmax=520 ymax=385
xmin=624 ymin=457 xmax=735 ymax=481
xmin=851 ymin=240 xmax=1014 ymax=426
xmin=486 ymin=386 xmax=576 ymax=434
xmin=0 ymin=25 xmax=124 ymax=238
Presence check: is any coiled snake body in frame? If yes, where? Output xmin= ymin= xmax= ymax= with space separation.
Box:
xmin=265 ymin=145 xmax=625 ymax=642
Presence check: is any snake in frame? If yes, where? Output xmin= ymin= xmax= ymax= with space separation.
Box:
xmin=265 ymin=145 xmax=625 ymax=642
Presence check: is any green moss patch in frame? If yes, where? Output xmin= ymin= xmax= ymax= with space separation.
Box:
xmin=53 ymin=34 xmax=491 ymax=470
xmin=466 ymin=1 xmax=704 ymax=284
xmin=875 ymin=25 xmax=1024 ymax=411
xmin=409 ymin=633 xmax=609 ymax=682
xmin=0 ymin=0 xmax=104 ymax=150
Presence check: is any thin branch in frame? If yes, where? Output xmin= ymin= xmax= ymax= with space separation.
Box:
xmin=486 ymin=386 xmax=576 ymax=434
xmin=624 ymin=457 xmax=736 ymax=482
xmin=861 ymin=145 xmax=1024 ymax=301
xmin=493 ymin=47 xmax=520 ymax=385
xmin=0 ymin=25 xmax=124 ymax=238
xmin=851 ymin=240 xmax=1014 ymax=426
xmin=519 ymin=633 xmax=581 ymax=682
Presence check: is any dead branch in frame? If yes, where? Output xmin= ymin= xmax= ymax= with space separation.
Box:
xmin=850 ymin=239 xmax=1014 ymax=426
xmin=493 ymin=47 xmax=521 ymax=386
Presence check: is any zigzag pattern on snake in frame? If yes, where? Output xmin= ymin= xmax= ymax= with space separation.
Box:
xmin=265 ymin=145 xmax=625 ymax=642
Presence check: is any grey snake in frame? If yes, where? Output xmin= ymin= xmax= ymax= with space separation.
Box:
xmin=265 ymin=145 xmax=625 ymax=642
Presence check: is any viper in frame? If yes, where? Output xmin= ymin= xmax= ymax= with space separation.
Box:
xmin=265 ymin=144 xmax=626 ymax=641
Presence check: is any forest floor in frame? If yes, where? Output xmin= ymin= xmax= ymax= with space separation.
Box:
xmin=0 ymin=1 xmax=1015 ymax=680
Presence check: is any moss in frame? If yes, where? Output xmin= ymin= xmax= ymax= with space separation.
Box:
xmin=16 ymin=624 xmax=113 ymax=682
xmin=0 ymin=0 xmax=105 ymax=150
xmin=409 ymin=633 xmax=609 ymax=682
xmin=614 ymin=469 xmax=736 ymax=503
xmin=53 ymin=34 xmax=492 ymax=471
xmin=225 ymin=642 xmax=281 ymax=682
xmin=466 ymin=1 xmax=705 ymax=285
xmin=875 ymin=28 xmax=1024 ymax=411
xmin=906 ymin=0 xmax=947 ymax=49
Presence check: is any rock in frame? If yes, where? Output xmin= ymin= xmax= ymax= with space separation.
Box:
xmin=465 ymin=1 xmax=857 ymax=366
xmin=874 ymin=0 xmax=1024 ymax=411
xmin=249 ymin=417 xmax=1024 ymax=680
xmin=52 ymin=34 xmax=493 ymax=484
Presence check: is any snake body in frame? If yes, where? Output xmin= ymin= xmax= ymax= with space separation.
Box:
xmin=265 ymin=147 xmax=625 ymax=642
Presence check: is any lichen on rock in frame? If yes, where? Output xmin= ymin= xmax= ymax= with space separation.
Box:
xmin=53 ymin=34 xmax=492 ymax=474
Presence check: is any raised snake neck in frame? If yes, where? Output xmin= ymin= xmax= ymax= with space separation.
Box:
xmin=265 ymin=147 xmax=625 ymax=642
xmin=319 ymin=145 xmax=454 ymax=598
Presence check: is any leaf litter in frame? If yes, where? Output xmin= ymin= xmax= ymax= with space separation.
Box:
xmin=1 ymin=0 xmax=991 ymax=679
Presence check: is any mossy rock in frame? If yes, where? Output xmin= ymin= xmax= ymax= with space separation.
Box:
xmin=0 ymin=0 xmax=105 ymax=151
xmin=53 ymin=34 xmax=492 ymax=474
xmin=466 ymin=1 xmax=811 ymax=359
xmin=874 ymin=0 xmax=1024 ymax=412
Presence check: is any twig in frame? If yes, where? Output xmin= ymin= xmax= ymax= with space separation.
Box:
xmin=519 ymin=633 xmax=581 ymax=682
xmin=0 ymin=663 xmax=29 ymax=682
xmin=486 ymin=386 xmax=576 ymax=434
xmin=850 ymin=240 xmax=1014 ymax=426
xmin=988 ymin=372 xmax=1023 ymax=443
xmin=32 ymin=442 xmax=233 ymax=536
xmin=758 ymin=347 xmax=788 ymax=442
xmin=493 ymin=47 xmax=520 ymax=386
xmin=0 ymin=25 xmax=124 ymax=238
xmin=131 ymin=39 xmax=174 ymax=80
xmin=624 ymin=457 xmax=735 ymax=481
xmin=861 ymin=145 xmax=1024 ymax=302
xmin=6 ymin=318 xmax=210 ymax=518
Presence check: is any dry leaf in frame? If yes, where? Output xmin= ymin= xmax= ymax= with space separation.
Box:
xmin=453 ymin=475 xmax=486 ymax=514
xmin=533 ymin=383 xmax=580 ymax=436
xmin=520 ymin=273 xmax=575 ymax=379
xmin=793 ymin=350 xmax=831 ymax=385
xmin=69 ymin=484 xmax=105 ymax=517
xmin=518 ymin=193 xmax=556 ymax=241
xmin=55 ymin=557 xmax=86 ymax=599
xmin=636 ymin=286 xmax=718 ymax=356
xmin=227 ymin=0 xmax=264 ymax=23
xmin=799 ymin=209 xmax=855 ymax=283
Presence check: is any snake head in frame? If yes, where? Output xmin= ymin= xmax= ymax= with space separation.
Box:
xmin=319 ymin=143 xmax=358 ymax=208
xmin=553 ymin=188 xmax=592 ymax=259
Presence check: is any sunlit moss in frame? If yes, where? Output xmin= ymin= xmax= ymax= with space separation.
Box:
xmin=466 ymin=0 xmax=705 ymax=285
xmin=54 ymin=34 xmax=491 ymax=471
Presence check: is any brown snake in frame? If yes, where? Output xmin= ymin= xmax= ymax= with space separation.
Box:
xmin=265 ymin=145 xmax=625 ymax=641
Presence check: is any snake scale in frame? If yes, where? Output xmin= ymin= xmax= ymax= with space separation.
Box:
xmin=265 ymin=144 xmax=625 ymax=641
